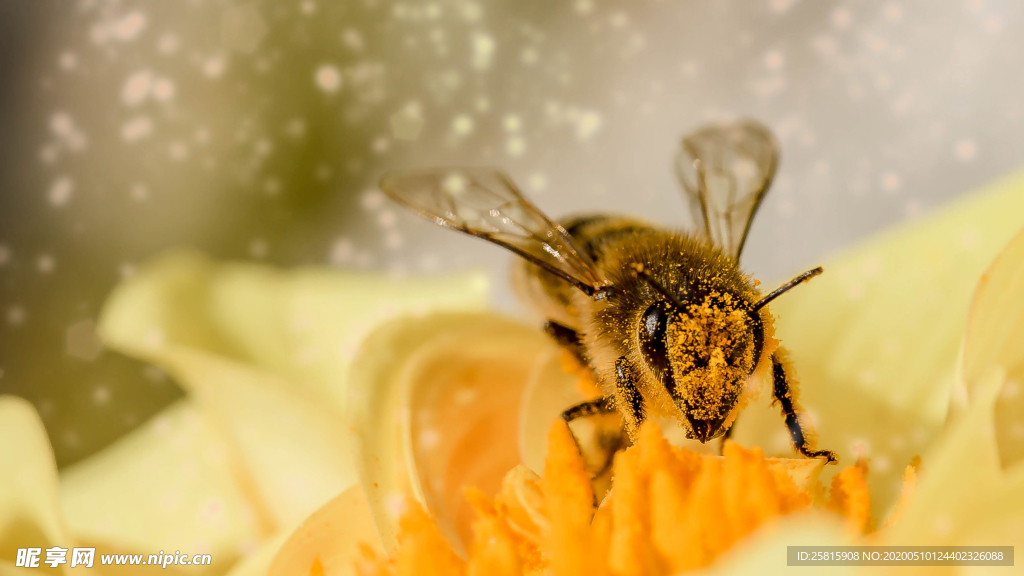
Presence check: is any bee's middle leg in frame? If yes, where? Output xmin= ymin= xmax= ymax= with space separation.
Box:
xmin=771 ymin=352 xmax=838 ymax=463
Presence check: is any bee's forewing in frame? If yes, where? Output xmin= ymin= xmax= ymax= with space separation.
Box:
xmin=380 ymin=167 xmax=606 ymax=294
xmin=674 ymin=120 xmax=780 ymax=260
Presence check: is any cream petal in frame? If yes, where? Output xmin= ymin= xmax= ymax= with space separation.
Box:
xmin=347 ymin=312 xmax=553 ymax=555
xmin=883 ymin=369 xmax=1024 ymax=550
xmin=879 ymin=226 xmax=1024 ymax=549
xmin=701 ymin=513 xmax=856 ymax=576
xmin=731 ymin=173 xmax=1024 ymax=515
xmin=222 ymin=531 xmax=291 ymax=576
xmin=117 ymin=348 xmax=355 ymax=528
xmin=0 ymin=397 xmax=72 ymax=575
xmin=98 ymin=249 xmax=490 ymax=416
xmin=773 ymin=172 xmax=1024 ymax=421
xmin=59 ymin=398 xmax=269 ymax=568
xmin=517 ymin=349 xmax=589 ymax=475
xmin=61 ymin=344 xmax=352 ymax=559
xmin=266 ymin=486 xmax=382 ymax=576
xmin=960 ymin=228 xmax=1024 ymax=468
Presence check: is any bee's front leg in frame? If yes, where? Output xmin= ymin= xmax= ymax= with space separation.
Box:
xmin=771 ymin=352 xmax=838 ymax=464
xmin=614 ymin=356 xmax=646 ymax=437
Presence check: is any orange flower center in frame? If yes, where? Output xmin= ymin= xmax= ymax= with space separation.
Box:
xmin=354 ymin=420 xmax=915 ymax=576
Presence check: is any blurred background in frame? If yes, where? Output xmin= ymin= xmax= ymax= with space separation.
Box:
xmin=1 ymin=0 xmax=1023 ymax=468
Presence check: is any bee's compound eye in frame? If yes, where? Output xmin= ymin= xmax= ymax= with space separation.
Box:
xmin=638 ymin=303 xmax=672 ymax=380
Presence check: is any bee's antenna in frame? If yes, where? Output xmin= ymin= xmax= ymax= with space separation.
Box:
xmin=752 ymin=266 xmax=824 ymax=312
xmin=631 ymin=263 xmax=687 ymax=310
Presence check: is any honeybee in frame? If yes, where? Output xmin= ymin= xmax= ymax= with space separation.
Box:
xmin=380 ymin=120 xmax=837 ymax=463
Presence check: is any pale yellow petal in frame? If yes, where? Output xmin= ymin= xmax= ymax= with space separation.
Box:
xmin=0 ymin=396 xmax=71 ymax=576
xmin=130 ymin=349 xmax=354 ymax=528
xmin=517 ymin=349 xmax=589 ymax=476
xmin=878 ymin=225 xmax=1024 ymax=551
xmin=63 ymin=346 xmax=352 ymax=547
xmin=223 ymin=530 xmax=291 ymax=576
xmin=775 ymin=172 xmax=1024 ymax=419
xmin=732 ymin=172 xmax=1024 ymax=515
xmin=877 ymin=226 xmax=1024 ymax=549
xmin=703 ymin=512 xmax=858 ymax=576
xmin=960 ymin=227 xmax=1024 ymax=468
xmin=884 ymin=369 xmax=1024 ymax=552
xmin=59 ymin=400 xmax=265 ymax=570
xmin=267 ymin=486 xmax=382 ymax=576
xmin=98 ymin=250 xmax=489 ymax=413
xmin=347 ymin=312 xmax=553 ymax=555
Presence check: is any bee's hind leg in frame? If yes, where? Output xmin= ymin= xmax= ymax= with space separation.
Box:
xmin=544 ymin=320 xmax=588 ymax=366
xmin=561 ymin=396 xmax=616 ymax=423
xmin=561 ymin=397 xmax=625 ymax=482
xmin=771 ymin=352 xmax=838 ymax=464
xmin=559 ymin=359 xmax=644 ymax=501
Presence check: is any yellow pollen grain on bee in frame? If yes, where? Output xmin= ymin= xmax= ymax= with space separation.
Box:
xmin=666 ymin=294 xmax=754 ymax=421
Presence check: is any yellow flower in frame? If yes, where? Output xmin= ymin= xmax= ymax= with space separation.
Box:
xmin=1 ymin=170 xmax=1023 ymax=576
xmin=266 ymin=171 xmax=1024 ymax=576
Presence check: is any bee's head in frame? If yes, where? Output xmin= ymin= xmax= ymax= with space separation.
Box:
xmin=637 ymin=292 xmax=761 ymax=443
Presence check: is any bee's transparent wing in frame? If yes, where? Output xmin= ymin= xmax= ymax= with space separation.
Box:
xmin=674 ymin=120 xmax=780 ymax=260
xmin=380 ymin=167 xmax=606 ymax=295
